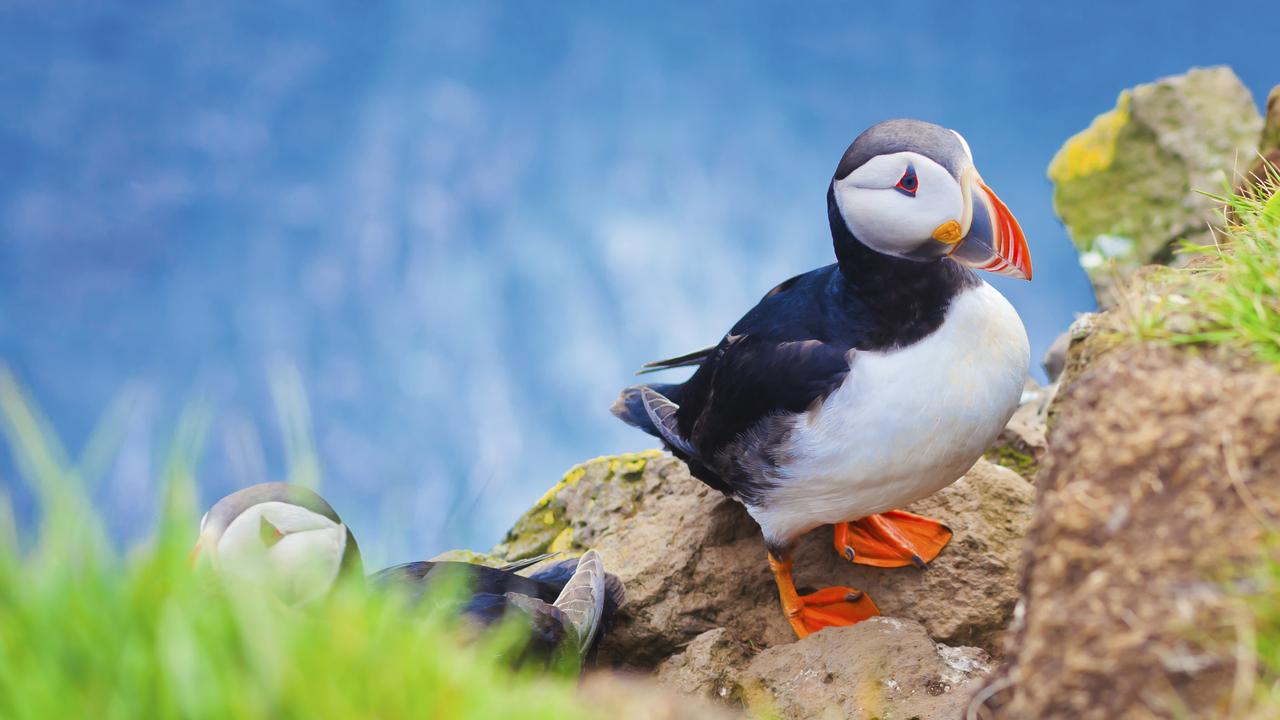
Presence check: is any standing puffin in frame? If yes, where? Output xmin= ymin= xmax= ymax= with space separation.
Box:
xmin=191 ymin=483 xmax=624 ymax=661
xmin=612 ymin=119 xmax=1031 ymax=638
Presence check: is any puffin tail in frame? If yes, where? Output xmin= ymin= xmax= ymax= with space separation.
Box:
xmin=610 ymin=382 xmax=680 ymax=436
xmin=611 ymin=383 xmax=698 ymax=459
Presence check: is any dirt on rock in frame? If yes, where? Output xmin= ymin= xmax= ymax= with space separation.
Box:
xmin=973 ymin=346 xmax=1280 ymax=719
xmin=658 ymin=619 xmax=991 ymax=720
xmin=987 ymin=379 xmax=1050 ymax=481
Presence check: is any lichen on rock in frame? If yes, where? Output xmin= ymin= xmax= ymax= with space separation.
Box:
xmin=986 ymin=380 xmax=1050 ymax=480
xmin=1048 ymin=66 xmax=1262 ymax=306
xmin=491 ymin=450 xmax=662 ymax=560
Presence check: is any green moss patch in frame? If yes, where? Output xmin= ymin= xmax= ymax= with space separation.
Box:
xmin=983 ymin=446 xmax=1038 ymax=479
xmin=493 ymin=451 xmax=663 ymax=560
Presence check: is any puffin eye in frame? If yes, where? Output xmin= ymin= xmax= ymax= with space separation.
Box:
xmin=894 ymin=165 xmax=918 ymax=196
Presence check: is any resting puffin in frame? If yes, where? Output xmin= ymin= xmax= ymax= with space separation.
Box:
xmin=612 ymin=119 xmax=1031 ymax=638
xmin=191 ymin=483 xmax=623 ymax=661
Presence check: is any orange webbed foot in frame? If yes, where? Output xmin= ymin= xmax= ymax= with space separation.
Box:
xmin=786 ymin=586 xmax=880 ymax=637
xmin=833 ymin=510 xmax=953 ymax=569
xmin=769 ymin=553 xmax=879 ymax=638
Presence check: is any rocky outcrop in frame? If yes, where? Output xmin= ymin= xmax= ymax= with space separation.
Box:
xmin=487 ymin=447 xmax=1033 ymax=720
xmin=493 ymin=452 xmax=1032 ymax=670
xmin=967 ymin=65 xmax=1280 ymax=718
xmin=1048 ymin=66 xmax=1262 ymax=305
xmin=973 ymin=340 xmax=1280 ymax=718
xmin=657 ymin=619 xmax=991 ymax=720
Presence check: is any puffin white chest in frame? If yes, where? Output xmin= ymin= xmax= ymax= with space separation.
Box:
xmin=751 ymin=282 xmax=1029 ymax=545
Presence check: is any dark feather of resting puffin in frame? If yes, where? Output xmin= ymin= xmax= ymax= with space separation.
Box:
xmin=371 ymin=553 xmax=626 ymax=662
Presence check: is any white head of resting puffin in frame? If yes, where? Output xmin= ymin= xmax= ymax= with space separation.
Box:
xmin=612 ymin=118 xmax=1031 ymax=638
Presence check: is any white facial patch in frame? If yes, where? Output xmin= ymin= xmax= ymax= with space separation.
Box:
xmin=215 ymin=501 xmax=347 ymax=605
xmin=833 ymin=152 xmax=963 ymax=258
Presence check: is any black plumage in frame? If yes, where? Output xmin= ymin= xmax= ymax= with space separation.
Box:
xmin=372 ymin=555 xmax=624 ymax=662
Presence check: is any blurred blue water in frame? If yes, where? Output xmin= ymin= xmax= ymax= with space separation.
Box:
xmin=1 ymin=1 xmax=1277 ymax=565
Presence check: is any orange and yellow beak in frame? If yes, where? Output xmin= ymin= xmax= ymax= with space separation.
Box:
xmin=937 ymin=168 xmax=1032 ymax=281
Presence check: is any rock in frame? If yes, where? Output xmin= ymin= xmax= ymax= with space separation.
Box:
xmin=653 ymin=628 xmax=754 ymax=704
xmin=578 ymin=672 xmax=744 ymax=720
xmin=1236 ymin=85 xmax=1280 ymax=202
xmin=665 ymin=617 xmax=993 ymax=717
xmin=491 ymin=452 xmax=663 ymax=562
xmin=986 ymin=379 xmax=1048 ymax=480
xmin=428 ymin=548 xmax=506 ymax=566
xmin=656 ymin=621 xmax=991 ymax=720
xmin=492 ymin=452 xmax=1034 ymax=666
xmin=1041 ymin=329 xmax=1071 ymax=383
xmin=973 ymin=347 xmax=1280 ymax=719
xmin=1047 ymin=66 xmax=1262 ymax=306
xmin=1262 ymin=84 xmax=1280 ymax=157
xmin=1044 ymin=310 xmax=1120 ymax=432
xmin=732 ymin=618 xmax=991 ymax=720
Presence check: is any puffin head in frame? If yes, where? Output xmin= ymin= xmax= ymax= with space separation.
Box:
xmin=191 ymin=482 xmax=363 ymax=605
xmin=829 ymin=118 xmax=1031 ymax=280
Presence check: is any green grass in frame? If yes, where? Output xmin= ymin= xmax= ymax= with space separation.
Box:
xmin=1103 ymin=164 xmax=1280 ymax=368
xmin=1168 ymin=166 xmax=1280 ymax=364
xmin=0 ymin=370 xmax=596 ymax=720
xmin=1229 ymin=550 xmax=1280 ymax=718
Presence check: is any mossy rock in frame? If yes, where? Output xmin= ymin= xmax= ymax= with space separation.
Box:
xmin=428 ymin=549 xmax=505 ymax=567
xmin=1048 ymin=66 xmax=1261 ymax=306
xmin=491 ymin=450 xmax=662 ymax=560
xmin=984 ymin=445 xmax=1037 ymax=479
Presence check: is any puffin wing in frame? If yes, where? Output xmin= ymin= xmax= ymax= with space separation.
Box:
xmin=614 ymin=265 xmax=862 ymax=501
xmin=684 ymin=332 xmax=852 ymax=457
